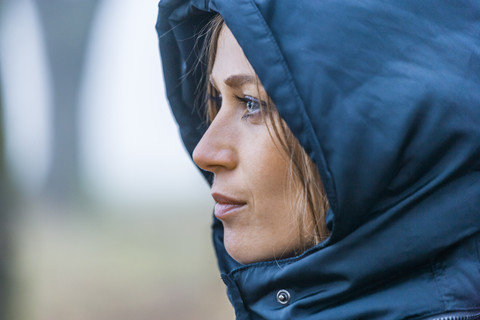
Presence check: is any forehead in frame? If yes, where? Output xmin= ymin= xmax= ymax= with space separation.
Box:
xmin=211 ymin=26 xmax=256 ymax=86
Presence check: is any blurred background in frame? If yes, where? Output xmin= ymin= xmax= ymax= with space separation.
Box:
xmin=0 ymin=0 xmax=233 ymax=319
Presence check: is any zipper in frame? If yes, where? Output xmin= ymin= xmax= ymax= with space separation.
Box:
xmin=429 ymin=311 xmax=480 ymax=320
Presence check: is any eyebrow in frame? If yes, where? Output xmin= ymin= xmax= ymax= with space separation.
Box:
xmin=209 ymin=74 xmax=256 ymax=89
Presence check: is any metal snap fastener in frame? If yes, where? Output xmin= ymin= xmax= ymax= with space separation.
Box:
xmin=276 ymin=289 xmax=291 ymax=305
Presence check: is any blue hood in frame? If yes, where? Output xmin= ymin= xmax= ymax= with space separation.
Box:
xmin=157 ymin=1 xmax=480 ymax=319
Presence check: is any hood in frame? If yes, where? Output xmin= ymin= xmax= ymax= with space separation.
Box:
xmin=157 ymin=1 xmax=480 ymax=318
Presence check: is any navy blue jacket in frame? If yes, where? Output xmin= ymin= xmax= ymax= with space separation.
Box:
xmin=156 ymin=1 xmax=480 ymax=319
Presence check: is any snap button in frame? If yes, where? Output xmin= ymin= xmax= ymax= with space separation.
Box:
xmin=276 ymin=289 xmax=291 ymax=305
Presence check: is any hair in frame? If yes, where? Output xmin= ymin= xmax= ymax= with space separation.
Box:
xmin=203 ymin=14 xmax=330 ymax=252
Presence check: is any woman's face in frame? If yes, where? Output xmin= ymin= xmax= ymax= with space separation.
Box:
xmin=193 ymin=25 xmax=310 ymax=264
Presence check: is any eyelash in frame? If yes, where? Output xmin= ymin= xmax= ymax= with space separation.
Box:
xmin=235 ymin=95 xmax=265 ymax=119
xmin=208 ymin=94 xmax=266 ymax=120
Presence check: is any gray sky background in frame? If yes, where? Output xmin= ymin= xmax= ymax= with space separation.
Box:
xmin=0 ymin=0 xmax=212 ymax=210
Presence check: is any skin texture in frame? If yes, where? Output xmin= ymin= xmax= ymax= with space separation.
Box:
xmin=193 ymin=26 xmax=308 ymax=264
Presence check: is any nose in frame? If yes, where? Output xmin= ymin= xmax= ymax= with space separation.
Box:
xmin=192 ymin=110 xmax=238 ymax=173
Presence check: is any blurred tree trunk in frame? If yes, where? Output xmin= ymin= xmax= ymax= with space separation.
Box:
xmin=0 ymin=71 xmax=12 ymax=320
xmin=34 ymin=0 xmax=100 ymax=203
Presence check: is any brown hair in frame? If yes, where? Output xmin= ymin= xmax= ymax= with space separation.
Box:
xmin=204 ymin=15 xmax=330 ymax=252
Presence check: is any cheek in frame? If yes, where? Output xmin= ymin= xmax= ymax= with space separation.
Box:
xmin=243 ymin=129 xmax=291 ymax=205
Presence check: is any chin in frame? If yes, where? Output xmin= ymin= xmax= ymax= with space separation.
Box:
xmin=225 ymin=241 xmax=292 ymax=265
xmin=223 ymin=231 xmax=299 ymax=264
xmin=225 ymin=242 xmax=257 ymax=265
xmin=223 ymin=234 xmax=268 ymax=265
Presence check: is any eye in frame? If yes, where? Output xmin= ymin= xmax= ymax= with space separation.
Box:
xmin=245 ymin=96 xmax=261 ymax=113
xmin=235 ymin=95 xmax=266 ymax=120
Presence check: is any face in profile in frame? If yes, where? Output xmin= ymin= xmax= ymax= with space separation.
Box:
xmin=193 ymin=25 xmax=314 ymax=264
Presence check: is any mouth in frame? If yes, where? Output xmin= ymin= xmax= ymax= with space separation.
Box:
xmin=211 ymin=192 xmax=247 ymax=219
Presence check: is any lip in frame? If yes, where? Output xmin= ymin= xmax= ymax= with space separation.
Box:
xmin=211 ymin=192 xmax=246 ymax=219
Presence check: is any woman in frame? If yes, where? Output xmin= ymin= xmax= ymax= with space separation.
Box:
xmin=157 ymin=1 xmax=480 ymax=319
xmin=194 ymin=15 xmax=330 ymax=264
